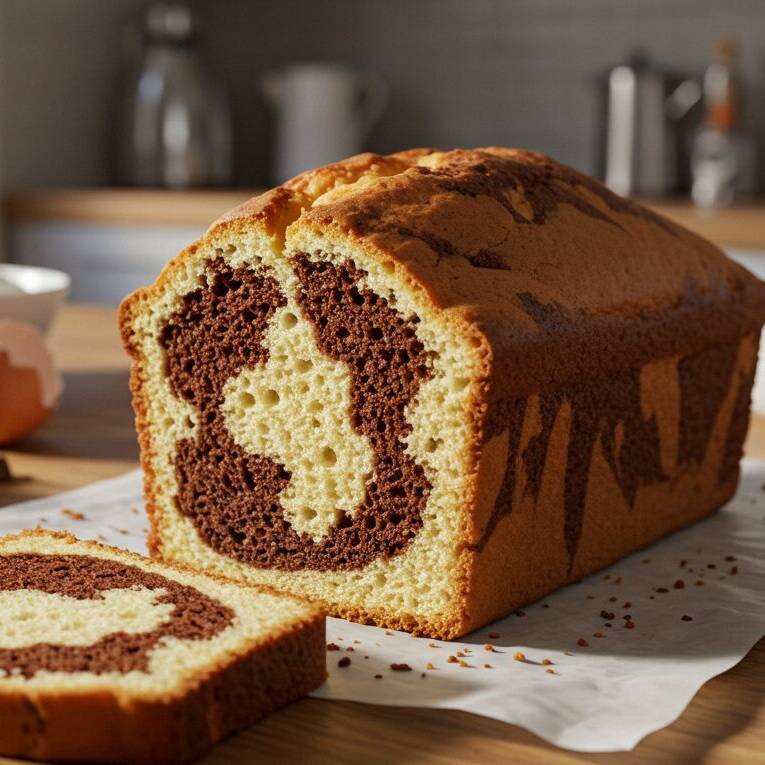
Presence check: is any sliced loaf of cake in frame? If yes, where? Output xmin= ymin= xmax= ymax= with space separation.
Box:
xmin=121 ymin=148 xmax=765 ymax=639
xmin=0 ymin=530 xmax=325 ymax=765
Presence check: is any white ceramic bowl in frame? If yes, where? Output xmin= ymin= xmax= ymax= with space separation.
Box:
xmin=0 ymin=263 xmax=70 ymax=334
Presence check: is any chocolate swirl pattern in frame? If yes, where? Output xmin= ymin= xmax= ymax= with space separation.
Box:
xmin=0 ymin=554 xmax=233 ymax=678
xmin=161 ymin=256 xmax=432 ymax=570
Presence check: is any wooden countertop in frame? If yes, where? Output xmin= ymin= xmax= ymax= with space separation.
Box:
xmin=3 ymin=189 xmax=262 ymax=227
xmin=4 ymin=188 xmax=765 ymax=250
xmin=1 ymin=304 xmax=764 ymax=764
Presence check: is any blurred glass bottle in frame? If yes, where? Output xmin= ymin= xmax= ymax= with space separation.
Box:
xmin=691 ymin=37 xmax=756 ymax=208
xmin=118 ymin=3 xmax=232 ymax=188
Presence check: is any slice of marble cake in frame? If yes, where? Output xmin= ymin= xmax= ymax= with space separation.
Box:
xmin=121 ymin=148 xmax=765 ymax=639
xmin=0 ymin=530 xmax=325 ymax=764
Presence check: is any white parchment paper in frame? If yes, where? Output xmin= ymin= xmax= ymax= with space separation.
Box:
xmin=1 ymin=461 xmax=764 ymax=752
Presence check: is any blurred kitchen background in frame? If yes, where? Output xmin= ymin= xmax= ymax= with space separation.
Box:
xmin=1 ymin=0 xmax=765 ymax=304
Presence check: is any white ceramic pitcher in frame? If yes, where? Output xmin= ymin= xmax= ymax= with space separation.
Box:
xmin=261 ymin=63 xmax=388 ymax=183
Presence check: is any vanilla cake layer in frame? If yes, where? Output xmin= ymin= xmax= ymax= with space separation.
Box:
xmin=121 ymin=148 xmax=765 ymax=638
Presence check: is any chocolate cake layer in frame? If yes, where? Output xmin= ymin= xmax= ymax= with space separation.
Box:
xmin=0 ymin=554 xmax=233 ymax=677
xmin=162 ymin=256 xmax=431 ymax=571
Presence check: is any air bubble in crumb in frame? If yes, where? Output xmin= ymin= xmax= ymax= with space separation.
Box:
xmin=281 ymin=312 xmax=298 ymax=329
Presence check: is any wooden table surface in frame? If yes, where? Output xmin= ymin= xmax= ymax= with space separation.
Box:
xmin=1 ymin=304 xmax=764 ymax=765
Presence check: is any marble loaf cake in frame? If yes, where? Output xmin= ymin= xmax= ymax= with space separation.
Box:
xmin=0 ymin=530 xmax=325 ymax=765
xmin=121 ymin=148 xmax=765 ymax=640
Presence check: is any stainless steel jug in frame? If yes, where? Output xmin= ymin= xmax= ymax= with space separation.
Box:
xmin=603 ymin=52 xmax=700 ymax=196
xmin=119 ymin=3 xmax=232 ymax=188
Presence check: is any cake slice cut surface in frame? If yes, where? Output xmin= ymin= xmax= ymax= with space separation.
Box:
xmin=0 ymin=530 xmax=325 ymax=765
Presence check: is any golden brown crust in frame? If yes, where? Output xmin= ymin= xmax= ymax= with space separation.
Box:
xmin=0 ymin=531 xmax=327 ymax=764
xmin=119 ymin=147 xmax=765 ymax=640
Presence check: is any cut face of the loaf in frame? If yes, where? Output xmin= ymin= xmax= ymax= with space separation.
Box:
xmin=126 ymin=213 xmax=483 ymax=637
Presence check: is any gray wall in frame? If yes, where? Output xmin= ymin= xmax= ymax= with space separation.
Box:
xmin=0 ymin=0 xmax=146 ymax=189
xmin=1 ymin=0 xmax=764 ymax=189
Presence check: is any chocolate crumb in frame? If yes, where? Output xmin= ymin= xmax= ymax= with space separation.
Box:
xmin=577 ymin=638 xmax=589 ymax=647
xmin=338 ymin=657 xmax=351 ymax=668
xmin=613 ymin=576 xmax=623 ymax=585
xmin=541 ymin=604 xmax=550 ymax=609
xmin=622 ymin=601 xmax=632 ymax=608
xmin=623 ymin=614 xmax=632 ymax=620
xmin=624 ymin=620 xmax=636 ymax=629
xmin=604 ymin=574 xmax=611 ymax=580
xmin=680 ymin=560 xmax=687 ymax=568
xmin=600 ymin=610 xmax=615 ymax=620
xmin=513 ymin=652 xmax=527 ymax=662
xmin=484 ymin=663 xmax=493 ymax=668
xmin=421 ymin=672 xmax=426 ymax=678
xmin=696 ymin=580 xmax=704 ymax=586
xmin=346 ymin=646 xmax=354 ymax=652
xmin=725 ymin=555 xmax=737 ymax=562
xmin=649 ymin=595 xmax=655 ymax=599
xmin=730 ymin=566 xmax=738 ymax=575
xmin=390 ymin=663 xmax=412 ymax=672
xmin=374 ymin=674 xmax=383 ymax=679
xmin=681 ymin=615 xmax=693 ymax=622
xmin=707 ymin=564 xmax=717 ymax=569
xmin=585 ymin=595 xmax=594 ymax=599
xmin=605 ymin=623 xmax=612 ymax=628
xmin=326 ymin=643 xmax=340 ymax=651
xmin=656 ymin=587 xmax=669 ymax=593
xmin=447 ymin=655 xmax=458 ymax=664
xmin=608 ymin=596 xmax=617 ymax=603
xmin=593 ymin=632 xmax=606 ymax=638
xmin=364 ymin=655 xmax=369 ymax=659
xmin=514 ymin=610 xmax=526 ymax=617
xmin=674 ymin=579 xmax=685 ymax=589
xmin=642 ymin=559 xmax=650 ymax=564
xmin=488 ymin=632 xmax=500 ymax=638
